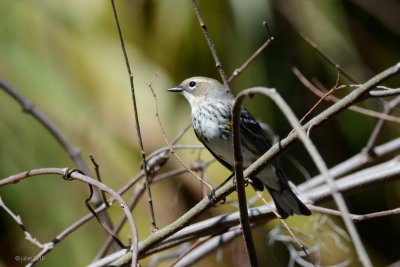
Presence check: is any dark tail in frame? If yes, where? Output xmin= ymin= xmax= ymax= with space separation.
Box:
xmin=268 ymin=185 xmax=311 ymax=219
xmin=265 ymin=166 xmax=311 ymax=218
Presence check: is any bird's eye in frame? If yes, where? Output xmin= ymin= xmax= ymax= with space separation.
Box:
xmin=188 ymin=81 xmax=197 ymax=89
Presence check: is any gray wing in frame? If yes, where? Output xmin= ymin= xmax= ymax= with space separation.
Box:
xmin=239 ymin=107 xmax=272 ymax=156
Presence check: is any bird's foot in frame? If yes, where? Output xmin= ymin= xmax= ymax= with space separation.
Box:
xmin=207 ymin=187 xmax=226 ymax=206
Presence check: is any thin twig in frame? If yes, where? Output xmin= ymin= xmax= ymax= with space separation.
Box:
xmin=191 ymin=0 xmax=229 ymax=89
xmin=293 ymin=67 xmax=400 ymax=123
xmin=90 ymin=155 xmax=109 ymax=207
xmin=170 ymin=236 xmax=213 ymax=266
xmin=300 ymin=33 xmax=357 ymax=83
xmin=147 ymin=244 xmax=191 ymax=267
xmin=171 ymin=229 xmax=242 ymax=267
xmin=308 ymin=205 xmax=400 ymax=222
xmin=85 ymin=183 xmax=126 ymax=249
xmin=171 ymin=120 xmax=192 ymax=145
xmin=109 ymin=179 xmax=236 ymax=265
xmin=315 ymin=78 xmax=400 ymax=123
xmin=110 ymin=0 xmax=157 ymax=230
xmin=94 ymin=179 xmax=148 ymax=260
xmin=363 ymin=95 xmax=400 ymax=155
xmin=146 ymin=145 xmax=204 ymax=163
xmin=336 ymin=85 xmax=400 ymax=98
xmin=297 ymin=67 xmax=341 ymax=125
xmin=255 ymin=191 xmax=310 ymax=259
xmin=0 ymin=196 xmax=44 ymax=249
xmin=228 ymin=21 xmax=274 ymax=83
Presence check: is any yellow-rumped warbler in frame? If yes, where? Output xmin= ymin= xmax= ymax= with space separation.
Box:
xmin=168 ymin=77 xmax=311 ymax=218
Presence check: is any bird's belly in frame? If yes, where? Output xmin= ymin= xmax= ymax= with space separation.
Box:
xmin=203 ymin=133 xmax=262 ymax=169
xmin=207 ymin=136 xmax=234 ymax=164
xmin=199 ymin=130 xmax=280 ymax=189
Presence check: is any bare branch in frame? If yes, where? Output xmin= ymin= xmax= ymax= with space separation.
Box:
xmin=299 ymin=138 xmax=400 ymax=191
xmin=296 ymin=68 xmax=341 ymax=125
xmin=172 ymin=228 xmax=242 ymax=267
xmin=308 ymin=206 xmax=400 ymax=222
xmin=169 ymin=236 xmax=212 ymax=266
xmin=369 ymin=87 xmax=400 ymax=97
xmin=0 ymin=196 xmax=44 ymax=249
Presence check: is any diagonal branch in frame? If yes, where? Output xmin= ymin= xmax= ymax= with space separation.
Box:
xmin=299 ymin=137 xmax=400 ymax=191
xmin=0 ymin=80 xmax=89 ymax=174
xmin=92 ymin=155 xmax=400 ymax=266
xmin=228 ymin=21 xmax=274 ymax=83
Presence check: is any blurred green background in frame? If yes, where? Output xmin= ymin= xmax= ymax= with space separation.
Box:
xmin=0 ymin=0 xmax=399 ymax=266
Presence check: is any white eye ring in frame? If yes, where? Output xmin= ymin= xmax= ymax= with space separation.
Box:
xmin=188 ymin=81 xmax=197 ymax=89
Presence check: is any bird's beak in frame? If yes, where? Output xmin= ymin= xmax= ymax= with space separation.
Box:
xmin=167 ymin=85 xmax=183 ymax=93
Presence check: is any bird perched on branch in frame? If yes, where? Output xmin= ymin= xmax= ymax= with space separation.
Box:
xmin=168 ymin=77 xmax=310 ymax=218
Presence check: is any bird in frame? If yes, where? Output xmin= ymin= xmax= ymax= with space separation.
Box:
xmin=167 ymin=77 xmax=311 ymax=218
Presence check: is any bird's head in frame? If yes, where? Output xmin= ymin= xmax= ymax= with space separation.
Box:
xmin=168 ymin=77 xmax=232 ymax=107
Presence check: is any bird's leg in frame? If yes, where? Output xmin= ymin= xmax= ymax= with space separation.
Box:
xmin=207 ymin=173 xmax=234 ymax=205
xmin=233 ymin=176 xmax=251 ymax=188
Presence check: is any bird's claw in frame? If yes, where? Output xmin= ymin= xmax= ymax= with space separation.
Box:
xmin=207 ymin=188 xmax=226 ymax=206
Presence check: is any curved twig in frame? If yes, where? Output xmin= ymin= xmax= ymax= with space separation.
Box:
xmin=0 ymin=168 xmax=138 ymax=267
